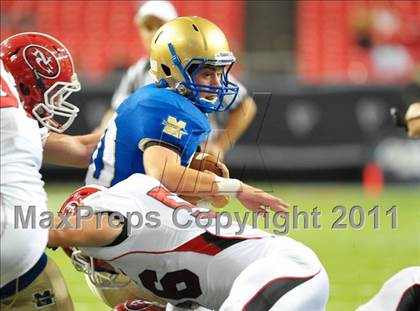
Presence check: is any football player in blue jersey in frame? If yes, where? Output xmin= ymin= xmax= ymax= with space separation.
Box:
xmin=82 ymin=16 xmax=289 ymax=309
xmin=86 ymin=16 xmax=288 ymax=214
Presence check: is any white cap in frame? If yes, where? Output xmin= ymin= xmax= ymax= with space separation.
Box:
xmin=135 ymin=1 xmax=178 ymax=24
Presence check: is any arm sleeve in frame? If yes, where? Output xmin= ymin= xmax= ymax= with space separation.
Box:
xmin=133 ymin=104 xmax=208 ymax=155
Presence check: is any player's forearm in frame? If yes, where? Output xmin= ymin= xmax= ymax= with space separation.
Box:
xmin=147 ymin=163 xmax=241 ymax=198
xmin=48 ymin=215 xmax=121 ymax=248
xmin=213 ymin=96 xmax=257 ymax=150
xmin=149 ymin=164 xmax=220 ymax=196
xmin=44 ymin=133 xmax=100 ymax=168
xmin=144 ymin=145 xmax=241 ymax=197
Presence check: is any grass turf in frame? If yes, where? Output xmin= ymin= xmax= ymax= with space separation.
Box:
xmin=45 ymin=182 xmax=420 ymax=310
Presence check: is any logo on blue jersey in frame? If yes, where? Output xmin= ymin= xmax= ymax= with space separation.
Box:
xmin=162 ymin=116 xmax=188 ymax=139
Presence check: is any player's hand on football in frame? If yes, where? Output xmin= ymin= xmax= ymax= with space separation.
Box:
xmin=236 ymin=183 xmax=289 ymax=213
xmin=215 ymin=160 xmax=230 ymax=178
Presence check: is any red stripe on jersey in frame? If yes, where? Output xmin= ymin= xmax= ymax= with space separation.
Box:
xmin=108 ymin=235 xmax=222 ymax=261
xmin=147 ymin=186 xmax=195 ymax=210
xmin=107 ymin=231 xmax=256 ymax=261
xmin=172 ymin=234 xmax=222 ymax=256
xmin=0 ymin=76 xmax=19 ymax=108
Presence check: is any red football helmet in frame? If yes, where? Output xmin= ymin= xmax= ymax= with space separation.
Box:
xmin=59 ymin=184 xmax=105 ymax=216
xmin=112 ymin=300 xmax=166 ymax=311
xmin=59 ymin=184 xmax=130 ymax=288
xmin=0 ymin=32 xmax=81 ymax=132
xmin=59 ymin=183 xmax=105 ymax=264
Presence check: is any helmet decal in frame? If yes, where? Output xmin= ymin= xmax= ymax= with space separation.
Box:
xmin=23 ymin=45 xmax=61 ymax=79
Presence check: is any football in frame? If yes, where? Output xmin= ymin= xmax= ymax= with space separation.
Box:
xmin=184 ymin=152 xmax=230 ymax=208
xmin=188 ymin=152 xmax=228 ymax=178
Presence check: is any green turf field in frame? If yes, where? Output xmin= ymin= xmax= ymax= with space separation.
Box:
xmin=45 ymin=182 xmax=420 ymax=311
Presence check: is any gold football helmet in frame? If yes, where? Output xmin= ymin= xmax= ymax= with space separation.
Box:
xmin=149 ymin=16 xmax=239 ymax=112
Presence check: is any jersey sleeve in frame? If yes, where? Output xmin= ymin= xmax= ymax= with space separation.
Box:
xmin=133 ymin=102 xmax=209 ymax=155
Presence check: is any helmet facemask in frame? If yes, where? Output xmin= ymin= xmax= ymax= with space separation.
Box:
xmin=71 ymin=249 xmax=130 ymax=289
xmin=32 ymin=73 xmax=81 ymax=133
xmin=168 ymin=43 xmax=239 ymax=113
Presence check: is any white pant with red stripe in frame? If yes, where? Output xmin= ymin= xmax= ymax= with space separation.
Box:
xmin=168 ymin=236 xmax=328 ymax=311
xmin=216 ymin=237 xmax=329 ymax=311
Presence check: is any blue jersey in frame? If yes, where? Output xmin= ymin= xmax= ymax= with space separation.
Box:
xmin=86 ymin=84 xmax=211 ymax=187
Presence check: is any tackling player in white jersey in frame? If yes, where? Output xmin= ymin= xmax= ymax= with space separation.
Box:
xmin=356 ymin=267 xmax=419 ymax=311
xmin=1 ymin=32 xmax=100 ymax=309
xmin=357 ymin=105 xmax=420 ymax=311
xmin=49 ymin=173 xmax=329 ymax=310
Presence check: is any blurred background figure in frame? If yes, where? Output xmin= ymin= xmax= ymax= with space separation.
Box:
xmin=352 ymin=5 xmax=415 ymax=83
xmin=96 ymin=0 xmax=257 ymax=161
xmin=405 ymin=102 xmax=420 ymax=138
xmin=95 ymin=0 xmax=177 ymax=131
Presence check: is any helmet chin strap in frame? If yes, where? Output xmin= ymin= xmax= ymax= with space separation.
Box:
xmin=156 ymin=79 xmax=169 ymax=88
xmin=175 ymin=82 xmax=190 ymax=96
xmin=196 ymin=97 xmax=221 ymax=113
